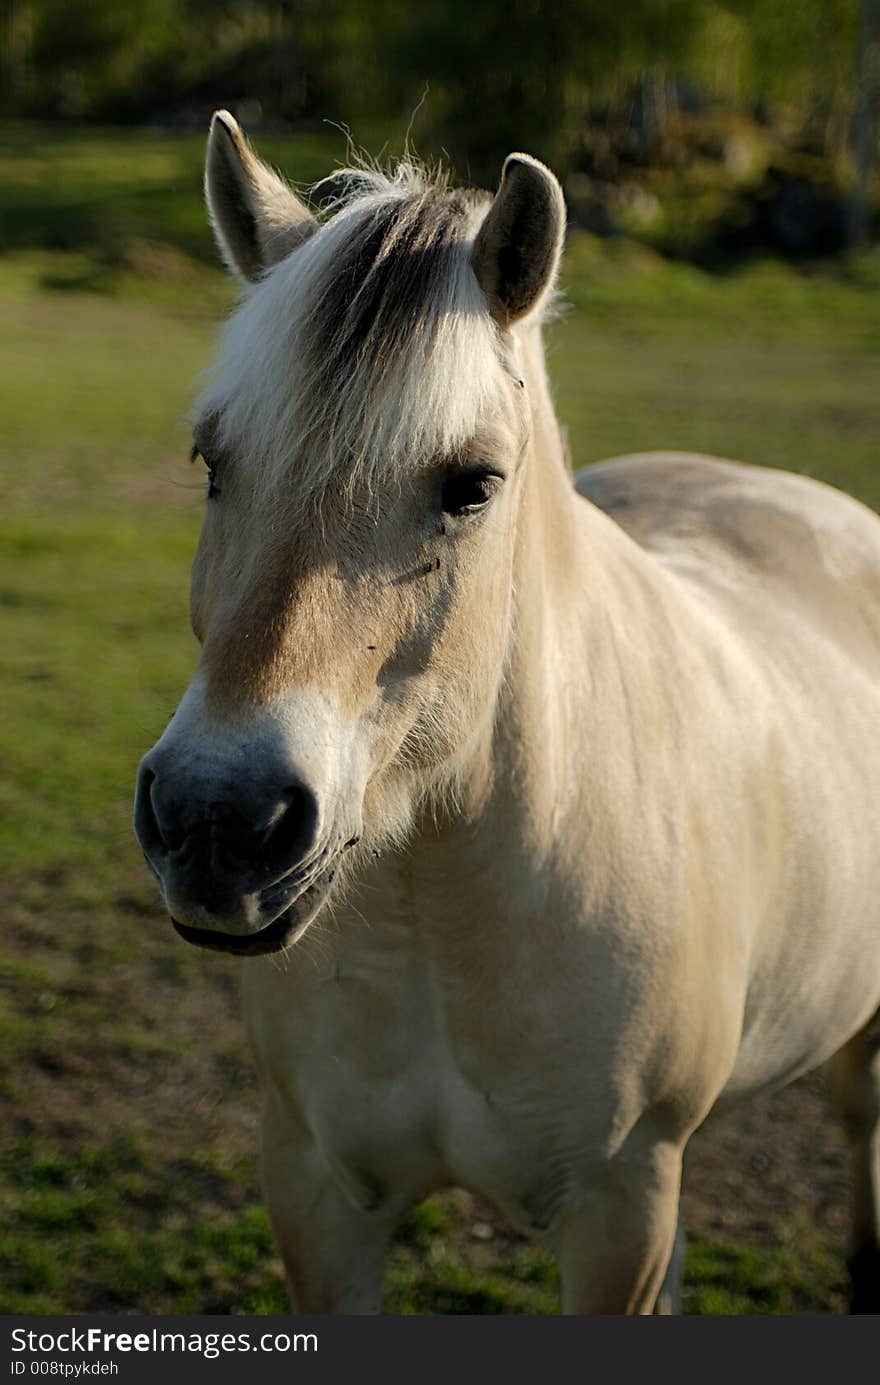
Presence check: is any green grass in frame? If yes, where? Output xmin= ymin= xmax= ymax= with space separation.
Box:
xmin=1 ymin=123 xmax=876 ymax=1315
xmin=0 ymin=1136 xmax=283 ymax=1314
xmin=0 ymin=1133 xmax=846 ymax=1315
xmin=0 ymin=123 xmax=341 ymax=270
xmin=0 ymin=517 xmax=195 ymax=890
xmin=551 ymin=234 xmax=880 ymax=509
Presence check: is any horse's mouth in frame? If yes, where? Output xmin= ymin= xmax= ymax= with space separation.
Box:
xmin=171 ymin=909 xmax=300 ymax=956
xmin=170 ymin=857 xmax=338 ymax=957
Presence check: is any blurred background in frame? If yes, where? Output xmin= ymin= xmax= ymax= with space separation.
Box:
xmin=1 ymin=0 xmax=878 ymax=1314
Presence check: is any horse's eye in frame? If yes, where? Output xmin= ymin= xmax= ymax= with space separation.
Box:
xmin=190 ymin=444 xmax=221 ymax=499
xmin=440 ymin=469 xmax=502 ymax=518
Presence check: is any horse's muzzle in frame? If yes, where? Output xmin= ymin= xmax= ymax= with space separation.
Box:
xmin=133 ymin=753 xmax=338 ymax=951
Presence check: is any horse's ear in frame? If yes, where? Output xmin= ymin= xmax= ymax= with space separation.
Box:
xmin=205 ymin=110 xmax=316 ymax=282
xmin=471 ymin=153 xmax=566 ymax=325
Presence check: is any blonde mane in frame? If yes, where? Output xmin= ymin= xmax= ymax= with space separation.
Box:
xmin=195 ymin=161 xmax=519 ymax=515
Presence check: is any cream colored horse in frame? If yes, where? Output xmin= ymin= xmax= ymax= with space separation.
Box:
xmin=135 ymin=111 xmax=880 ymax=1314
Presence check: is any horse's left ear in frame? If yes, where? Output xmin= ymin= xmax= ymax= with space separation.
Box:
xmin=471 ymin=153 xmax=566 ymax=325
xmin=205 ymin=110 xmax=316 ymax=282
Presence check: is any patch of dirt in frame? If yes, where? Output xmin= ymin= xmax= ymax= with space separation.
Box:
xmin=0 ymin=889 xmax=259 ymax=1165
xmin=684 ymin=1074 xmax=850 ymax=1253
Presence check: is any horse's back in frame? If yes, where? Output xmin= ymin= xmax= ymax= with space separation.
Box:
xmin=575 ymin=451 xmax=880 ymax=664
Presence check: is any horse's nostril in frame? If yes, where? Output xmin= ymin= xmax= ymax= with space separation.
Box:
xmin=261 ymin=783 xmax=320 ymax=877
xmin=134 ymin=767 xmax=166 ymax=857
xmin=135 ymin=765 xmax=187 ymax=857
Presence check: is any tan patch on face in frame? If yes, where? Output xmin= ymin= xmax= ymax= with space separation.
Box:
xmin=192 ymin=471 xmax=417 ymax=715
xmin=197 ymin=540 xmax=374 ymax=712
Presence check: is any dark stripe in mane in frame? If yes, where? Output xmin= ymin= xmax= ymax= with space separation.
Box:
xmin=306 ymin=188 xmax=488 ymax=405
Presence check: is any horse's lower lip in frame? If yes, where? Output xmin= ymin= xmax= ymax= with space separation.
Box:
xmin=170 ymin=859 xmax=337 ymax=956
xmin=171 ymin=908 xmax=299 ymax=956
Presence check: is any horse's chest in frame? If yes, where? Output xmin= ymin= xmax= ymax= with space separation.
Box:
xmin=278 ymin=950 xmax=583 ymax=1228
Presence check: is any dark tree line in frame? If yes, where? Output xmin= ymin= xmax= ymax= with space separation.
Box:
xmin=2 ymin=0 xmax=877 ymax=238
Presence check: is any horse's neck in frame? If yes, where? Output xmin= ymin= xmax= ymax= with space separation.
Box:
xmin=435 ymin=326 xmax=682 ymax=874
xmin=497 ymin=326 xmax=644 ymax=806
xmin=493 ymin=323 xmax=590 ymax=833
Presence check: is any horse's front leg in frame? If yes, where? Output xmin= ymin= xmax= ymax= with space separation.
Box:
xmin=654 ymin=1217 xmax=686 ymax=1314
xmin=555 ymin=1138 xmax=684 ymax=1314
xmin=261 ymin=1092 xmax=394 ymax=1314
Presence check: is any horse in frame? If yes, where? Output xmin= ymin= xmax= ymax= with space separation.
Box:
xmin=134 ymin=110 xmax=880 ymax=1314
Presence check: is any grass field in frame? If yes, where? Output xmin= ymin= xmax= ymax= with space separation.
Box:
xmin=1 ymin=124 xmax=878 ymax=1315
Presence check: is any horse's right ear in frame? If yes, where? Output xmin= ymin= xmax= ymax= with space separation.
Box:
xmin=471 ymin=153 xmax=566 ymax=326
xmin=205 ymin=110 xmax=316 ymax=282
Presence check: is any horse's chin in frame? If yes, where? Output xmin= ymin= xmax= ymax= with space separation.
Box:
xmin=170 ymin=864 xmax=336 ymax=956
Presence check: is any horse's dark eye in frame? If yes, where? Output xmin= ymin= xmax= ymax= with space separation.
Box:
xmin=440 ymin=469 xmax=501 ymax=518
xmin=190 ymin=443 xmax=221 ymax=499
